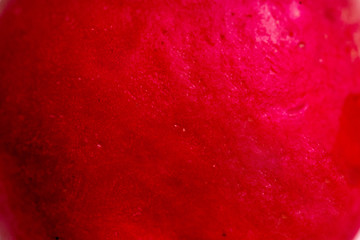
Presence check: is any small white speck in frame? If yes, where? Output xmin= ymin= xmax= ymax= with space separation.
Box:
xmin=96 ymin=144 xmax=102 ymax=148
xmin=182 ymin=128 xmax=186 ymax=132
xmin=212 ymin=164 xmax=216 ymax=168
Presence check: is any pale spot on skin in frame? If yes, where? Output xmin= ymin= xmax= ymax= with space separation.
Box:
xmin=342 ymin=0 xmax=360 ymax=60
xmin=342 ymin=0 xmax=360 ymax=23
xmin=257 ymin=4 xmax=281 ymax=44
xmin=289 ymin=1 xmax=301 ymax=19
xmin=256 ymin=2 xmax=298 ymax=45
xmin=352 ymin=30 xmax=360 ymax=61
xmin=353 ymin=228 xmax=360 ymax=240
xmin=351 ymin=49 xmax=359 ymax=61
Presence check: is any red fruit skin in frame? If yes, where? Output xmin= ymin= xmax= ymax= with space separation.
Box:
xmin=1 ymin=0 xmax=360 ymax=239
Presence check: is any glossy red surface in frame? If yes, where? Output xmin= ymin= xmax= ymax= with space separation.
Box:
xmin=1 ymin=0 xmax=360 ymax=239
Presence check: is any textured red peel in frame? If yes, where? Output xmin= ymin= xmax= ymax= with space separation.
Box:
xmin=1 ymin=0 xmax=360 ymax=239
